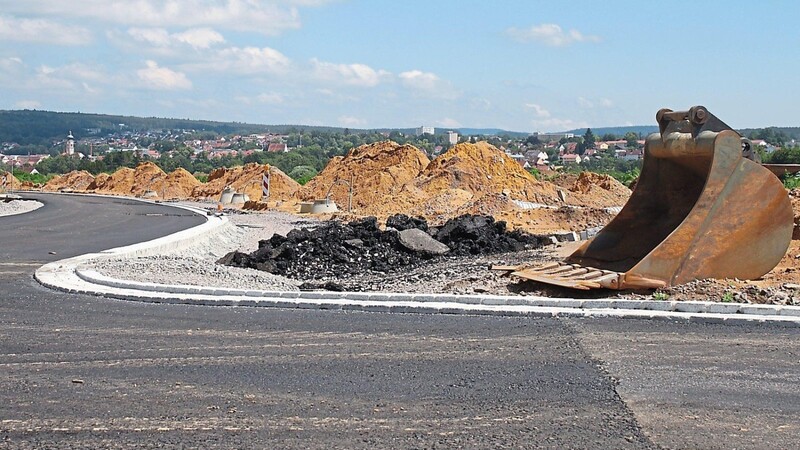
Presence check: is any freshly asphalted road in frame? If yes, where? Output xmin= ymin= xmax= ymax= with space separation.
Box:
xmin=1 ymin=194 xmax=799 ymax=449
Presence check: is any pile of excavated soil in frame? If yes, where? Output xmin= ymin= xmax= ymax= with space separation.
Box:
xmin=219 ymin=214 xmax=544 ymax=281
xmin=88 ymin=167 xmax=135 ymax=194
xmin=1 ymin=171 xmax=23 ymax=189
xmin=789 ymin=189 xmax=800 ymax=239
xmin=194 ymin=163 xmax=299 ymax=202
xmin=43 ymin=170 xmax=95 ymax=192
xmin=143 ymin=167 xmax=201 ymax=199
xmin=411 ymin=142 xmax=560 ymax=204
xmin=293 ymin=140 xmax=631 ymax=234
xmin=86 ymin=162 xmax=201 ymax=198
xmin=567 ymin=172 xmax=631 ymax=208
xmin=298 ymin=141 xmax=430 ymax=213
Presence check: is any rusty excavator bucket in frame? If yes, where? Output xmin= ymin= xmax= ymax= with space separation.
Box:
xmin=498 ymin=106 xmax=793 ymax=290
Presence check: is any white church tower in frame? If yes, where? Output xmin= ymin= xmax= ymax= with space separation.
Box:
xmin=66 ymin=131 xmax=75 ymax=155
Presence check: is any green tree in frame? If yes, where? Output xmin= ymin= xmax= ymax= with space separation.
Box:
xmin=624 ymin=131 xmax=640 ymax=148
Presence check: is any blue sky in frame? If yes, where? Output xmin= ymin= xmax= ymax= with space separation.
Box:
xmin=1 ymin=1 xmax=797 ymax=132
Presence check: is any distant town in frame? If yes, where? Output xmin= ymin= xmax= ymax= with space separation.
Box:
xmin=1 ymin=110 xmax=797 ymax=188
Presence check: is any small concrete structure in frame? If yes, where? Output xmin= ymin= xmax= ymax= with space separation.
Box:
xmin=310 ymin=199 xmax=338 ymax=214
xmin=219 ymin=187 xmax=235 ymax=204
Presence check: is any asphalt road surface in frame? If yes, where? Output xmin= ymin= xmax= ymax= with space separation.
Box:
xmin=1 ymin=194 xmax=799 ymax=449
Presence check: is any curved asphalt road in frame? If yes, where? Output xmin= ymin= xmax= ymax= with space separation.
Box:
xmin=1 ymin=194 xmax=799 ymax=449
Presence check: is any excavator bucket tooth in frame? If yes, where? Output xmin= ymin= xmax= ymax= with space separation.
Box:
xmin=506 ymin=106 xmax=793 ymax=290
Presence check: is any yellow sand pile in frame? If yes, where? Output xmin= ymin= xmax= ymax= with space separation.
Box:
xmin=412 ymin=141 xmax=561 ymax=202
xmin=86 ymin=162 xmax=200 ymax=198
xmin=43 ymin=170 xmax=95 ymax=192
xmin=567 ymin=172 xmax=631 ymax=209
xmin=299 ymin=140 xmax=430 ymax=212
xmin=87 ymin=167 xmax=135 ymax=194
xmin=1 ymin=171 xmax=23 ymax=190
xmin=193 ymin=163 xmax=299 ymax=202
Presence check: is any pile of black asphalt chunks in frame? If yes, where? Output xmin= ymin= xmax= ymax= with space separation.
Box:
xmin=218 ymin=214 xmax=544 ymax=280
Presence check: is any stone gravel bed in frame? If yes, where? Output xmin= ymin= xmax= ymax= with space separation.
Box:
xmin=0 ymin=199 xmax=43 ymax=217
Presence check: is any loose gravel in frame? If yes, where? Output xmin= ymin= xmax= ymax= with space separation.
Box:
xmin=0 ymin=199 xmax=43 ymax=217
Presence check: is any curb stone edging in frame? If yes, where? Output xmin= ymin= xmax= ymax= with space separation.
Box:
xmin=30 ymin=194 xmax=800 ymax=326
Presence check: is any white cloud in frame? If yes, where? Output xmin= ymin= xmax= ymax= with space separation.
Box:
xmin=577 ymin=97 xmax=593 ymax=108
xmin=578 ymin=96 xmax=614 ymax=109
xmin=256 ymin=92 xmax=285 ymax=104
xmin=311 ymin=58 xmax=389 ymax=87
xmin=524 ymin=103 xmax=551 ymax=118
xmin=437 ymin=117 xmax=462 ymax=128
xmin=531 ymin=117 xmax=587 ymax=132
xmin=398 ymin=70 xmax=460 ymax=100
xmin=137 ymin=60 xmax=192 ymax=90
xmin=338 ymin=115 xmax=366 ymax=126
xmin=0 ymin=1 xmax=323 ymax=35
xmin=0 ymin=15 xmax=91 ymax=45
xmin=0 ymin=56 xmax=24 ymax=73
xmin=207 ymin=46 xmax=291 ymax=74
xmin=14 ymin=100 xmax=41 ymax=109
xmin=128 ymin=27 xmax=225 ymax=50
xmin=507 ymin=23 xmax=600 ymax=47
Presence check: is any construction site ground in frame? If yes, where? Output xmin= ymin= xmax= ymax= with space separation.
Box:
xmin=79 ymin=200 xmax=800 ymax=306
xmin=7 ymin=139 xmax=800 ymax=304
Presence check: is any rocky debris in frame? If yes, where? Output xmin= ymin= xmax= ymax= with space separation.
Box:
xmin=434 ymin=214 xmax=540 ymax=256
xmin=398 ymin=228 xmax=450 ymax=256
xmin=386 ymin=213 xmax=428 ymax=232
xmin=219 ymin=214 xmax=544 ymax=280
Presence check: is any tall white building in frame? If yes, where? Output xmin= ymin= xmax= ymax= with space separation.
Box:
xmin=415 ymin=126 xmax=434 ymax=136
xmin=65 ymin=131 xmax=75 ymax=155
xmin=446 ymin=131 xmax=459 ymax=145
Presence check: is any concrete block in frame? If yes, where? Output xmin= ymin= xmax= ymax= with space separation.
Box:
xmin=778 ymin=307 xmax=800 ymax=317
xmin=480 ymin=296 xmax=507 ymax=305
xmin=673 ymin=302 xmax=707 ymax=313
xmin=581 ymin=300 xmax=613 ymax=309
xmin=705 ymin=303 xmax=741 ymax=314
xmin=642 ymin=300 xmax=675 ymax=311
xmin=738 ymin=305 xmax=781 ymax=316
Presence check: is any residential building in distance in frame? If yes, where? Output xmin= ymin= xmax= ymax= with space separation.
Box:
xmin=446 ymin=131 xmax=459 ymax=145
xmin=533 ymin=131 xmax=574 ymax=142
xmin=416 ymin=126 xmax=434 ymax=136
xmin=267 ymin=142 xmax=288 ymax=153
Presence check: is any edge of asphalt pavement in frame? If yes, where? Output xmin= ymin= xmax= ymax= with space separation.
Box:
xmin=32 ymin=194 xmax=800 ymax=326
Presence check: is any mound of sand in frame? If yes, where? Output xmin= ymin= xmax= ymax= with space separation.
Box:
xmin=193 ymin=163 xmax=299 ymax=202
xmin=299 ymin=141 xmax=430 ymax=212
xmin=1 ymin=171 xmax=23 ymax=190
xmin=88 ymin=167 xmax=135 ymax=194
xmin=143 ymin=167 xmax=201 ymax=199
xmin=410 ymin=142 xmax=562 ymax=203
xmin=43 ymin=170 xmax=95 ymax=192
xmin=566 ymin=172 xmax=631 ymax=208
